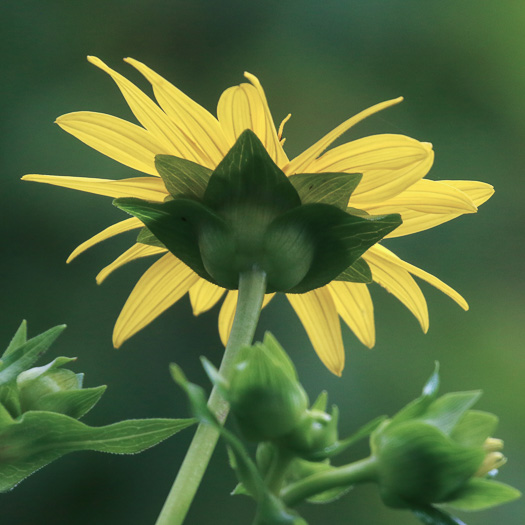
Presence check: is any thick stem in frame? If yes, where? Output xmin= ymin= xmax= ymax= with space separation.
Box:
xmin=280 ymin=456 xmax=378 ymax=507
xmin=155 ymin=269 xmax=267 ymax=525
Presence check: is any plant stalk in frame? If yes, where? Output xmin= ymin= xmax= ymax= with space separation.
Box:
xmin=280 ymin=456 xmax=378 ymax=507
xmin=155 ymin=268 xmax=267 ymax=525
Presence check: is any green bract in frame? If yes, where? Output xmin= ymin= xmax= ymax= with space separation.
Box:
xmin=369 ymin=364 xmax=521 ymax=512
xmin=0 ymin=321 xmax=195 ymax=491
xmin=115 ymin=130 xmax=401 ymax=293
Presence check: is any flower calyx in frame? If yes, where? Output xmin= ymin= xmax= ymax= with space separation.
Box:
xmin=115 ymin=130 xmax=401 ymax=293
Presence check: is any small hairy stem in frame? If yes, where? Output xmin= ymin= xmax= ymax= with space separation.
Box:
xmin=280 ymin=456 xmax=378 ymax=507
xmin=264 ymin=448 xmax=293 ymax=495
xmin=155 ymin=269 xmax=267 ymax=525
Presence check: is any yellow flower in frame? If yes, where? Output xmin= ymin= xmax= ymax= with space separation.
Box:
xmin=23 ymin=57 xmax=493 ymax=376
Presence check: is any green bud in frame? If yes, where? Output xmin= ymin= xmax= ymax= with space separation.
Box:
xmin=369 ymin=366 xmax=519 ymax=510
xmin=281 ymin=407 xmax=339 ymax=460
xmin=229 ymin=334 xmax=309 ymax=441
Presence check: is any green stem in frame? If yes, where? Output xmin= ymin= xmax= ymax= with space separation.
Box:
xmin=280 ymin=456 xmax=378 ymax=507
xmin=155 ymin=269 xmax=267 ymax=525
xmin=265 ymin=448 xmax=293 ymax=495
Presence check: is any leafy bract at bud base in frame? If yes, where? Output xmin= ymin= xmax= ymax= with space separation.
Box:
xmin=115 ymin=130 xmax=401 ymax=293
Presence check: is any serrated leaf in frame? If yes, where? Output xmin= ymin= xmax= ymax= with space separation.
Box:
xmin=3 ymin=321 xmax=28 ymax=358
xmin=412 ymin=505 xmax=466 ymax=525
xmin=445 ymin=478 xmax=521 ymax=511
xmin=0 ymin=411 xmax=195 ymax=491
xmin=335 ymin=258 xmax=373 ymax=283
xmin=288 ymin=172 xmax=362 ymax=210
xmin=0 ymin=325 xmax=66 ymax=386
xmin=155 ymin=154 xmax=212 ymax=200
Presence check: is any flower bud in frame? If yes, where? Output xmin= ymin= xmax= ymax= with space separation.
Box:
xmin=229 ymin=334 xmax=309 ymax=441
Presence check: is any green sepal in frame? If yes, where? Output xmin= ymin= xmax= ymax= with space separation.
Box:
xmin=203 ymin=129 xmax=301 ymax=215
xmin=273 ymin=205 xmax=401 ymax=293
xmin=311 ymin=391 xmax=328 ymax=412
xmin=419 ymin=391 xmax=482 ymax=437
xmin=22 ymin=386 xmax=107 ymax=419
xmin=287 ymin=172 xmax=362 ymax=210
xmin=445 ymin=478 xmax=521 ymax=511
xmin=335 ymin=258 xmax=373 ymax=284
xmin=0 ymin=411 xmax=195 ymax=492
xmin=450 ymin=410 xmax=498 ymax=448
xmin=412 ymin=505 xmax=467 ymax=525
xmin=0 ymin=402 xmax=14 ymax=426
xmin=114 ymin=197 xmax=224 ymax=285
xmin=155 ymin=154 xmax=212 ymax=200
xmin=137 ymin=227 xmax=167 ymax=249
xmin=0 ymin=383 xmax=22 ymax=420
xmin=3 ymin=320 xmax=28 ymax=358
xmin=0 ymin=325 xmax=66 ymax=386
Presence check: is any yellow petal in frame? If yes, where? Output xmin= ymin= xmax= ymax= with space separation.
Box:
xmin=113 ymin=254 xmax=200 ymax=348
xmin=310 ymin=135 xmax=434 ymax=204
xmin=439 ymin=180 xmax=494 ymax=207
xmin=363 ymin=250 xmax=428 ymax=332
xmin=371 ymin=245 xmax=468 ymax=310
xmin=125 ymin=57 xmax=230 ymax=169
xmin=87 ymin=56 xmax=207 ymax=165
xmin=283 ymin=98 xmax=404 ymax=175
xmin=56 ymin=112 xmax=167 ymax=176
xmin=22 ymin=174 xmax=168 ymax=201
xmin=361 ymin=178 xmax=477 ymax=214
xmin=286 ymin=288 xmax=344 ymax=376
xmin=218 ymin=292 xmax=275 ymax=347
xmin=243 ymin=72 xmax=289 ymax=166
xmin=67 ymin=217 xmax=143 ymax=263
xmin=217 ymin=79 xmax=288 ymax=166
xmin=327 ymin=282 xmax=375 ymax=348
xmin=96 ymin=243 xmax=167 ymax=284
xmin=189 ymin=279 xmax=226 ymax=316
xmin=370 ymin=180 xmax=494 ymax=238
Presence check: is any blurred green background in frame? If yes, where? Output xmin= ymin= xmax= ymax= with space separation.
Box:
xmin=1 ymin=1 xmax=523 ymax=524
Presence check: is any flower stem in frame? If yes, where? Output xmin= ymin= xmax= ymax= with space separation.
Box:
xmin=155 ymin=268 xmax=267 ymax=525
xmin=280 ymin=456 xmax=378 ymax=507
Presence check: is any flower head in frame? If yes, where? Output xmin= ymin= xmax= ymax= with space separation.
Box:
xmin=23 ymin=57 xmax=493 ymax=375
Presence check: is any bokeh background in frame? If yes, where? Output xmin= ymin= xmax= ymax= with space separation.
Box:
xmin=1 ymin=1 xmax=524 ymax=524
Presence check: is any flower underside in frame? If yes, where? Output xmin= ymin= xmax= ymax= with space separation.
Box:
xmin=22 ymin=56 xmax=494 ymax=374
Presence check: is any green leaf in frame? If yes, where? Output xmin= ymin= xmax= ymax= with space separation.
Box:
xmin=0 ymin=325 xmax=66 ymax=386
xmin=136 ymin=227 xmax=167 ymax=249
xmin=288 ymin=172 xmax=362 ymax=210
xmin=3 ymin=320 xmax=28 ymax=358
xmin=0 ymin=411 xmax=195 ymax=491
xmin=203 ymin=129 xmax=301 ymax=215
xmin=445 ymin=478 xmax=521 ymax=511
xmin=450 ymin=410 xmax=498 ymax=448
xmin=412 ymin=505 xmax=466 ymax=525
xmin=269 ymin=204 xmax=401 ymax=293
xmin=335 ymin=258 xmax=373 ymax=283
xmin=155 ymin=154 xmax=212 ymax=200
xmin=421 ymin=391 xmax=482 ymax=436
